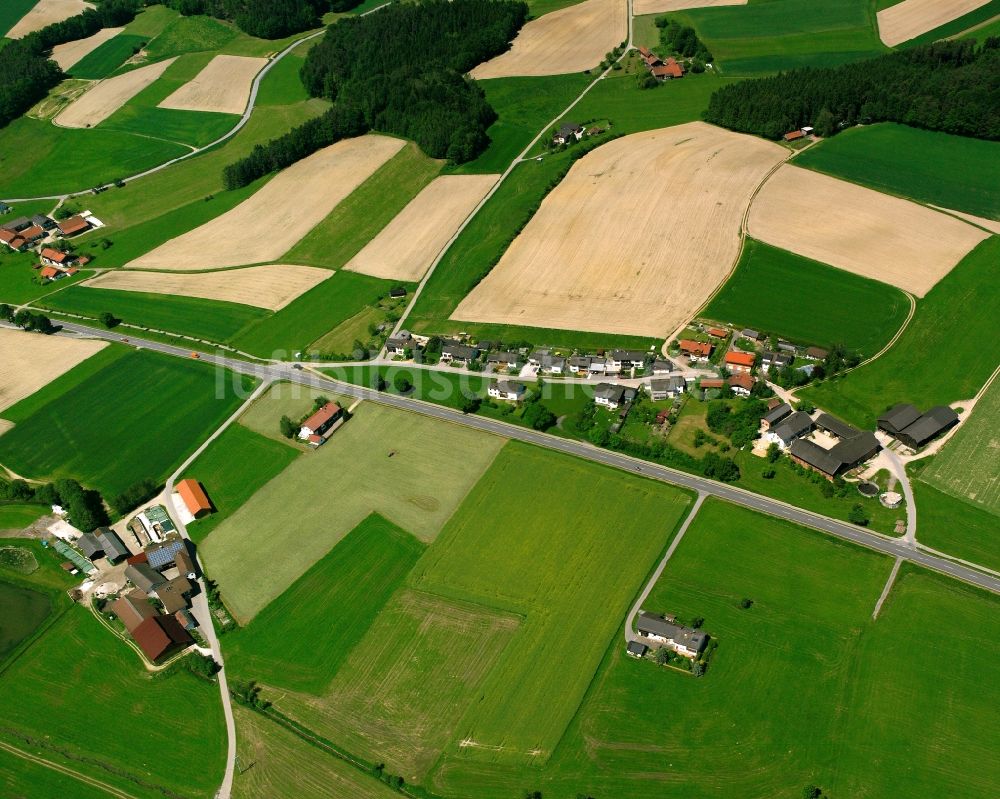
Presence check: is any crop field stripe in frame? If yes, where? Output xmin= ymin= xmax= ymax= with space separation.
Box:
xmin=0 ymin=0 xmax=37 ymax=37
xmin=69 ymin=34 xmax=149 ymax=79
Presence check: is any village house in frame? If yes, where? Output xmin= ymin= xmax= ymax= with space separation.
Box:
xmin=552 ymin=122 xmax=584 ymax=145
xmin=679 ymin=339 xmax=713 ymax=362
xmin=31 ymin=214 xmax=56 ymax=230
xmin=724 ymin=351 xmax=755 ymax=374
xmin=298 ymin=401 xmax=344 ymax=446
xmin=487 ymin=351 xmax=522 ymax=371
xmin=647 ymin=376 xmax=686 ymax=400
xmin=594 ymin=383 xmax=635 ymax=411
xmin=0 ymin=228 xmax=29 ymax=251
xmin=789 ymin=413 xmax=880 ymax=481
xmin=804 ymin=346 xmax=829 ymax=361
xmin=878 ymin=404 xmax=959 ymax=449
xmin=651 ymin=56 xmax=684 ymax=80
xmin=39 ymin=247 xmax=79 ymax=267
xmin=488 ymin=379 xmax=527 ymax=402
xmin=175 ymin=548 xmax=197 ymax=580
xmin=125 ymin=562 xmax=166 ymax=594
xmin=39 ymin=266 xmax=63 ymax=281
xmin=651 ymin=358 xmax=675 ymax=375
xmin=636 ymin=612 xmax=707 ymax=658
xmin=626 ymin=640 xmax=648 ymax=658
xmin=727 ymin=372 xmax=754 ymax=397
xmin=741 ymin=328 xmax=761 ymax=342
xmin=154 ymin=576 xmax=194 ymax=614
xmin=766 ymin=410 xmax=814 ymax=449
xmin=700 ymin=378 xmax=725 ymax=390
xmin=538 ymin=354 xmax=566 ymax=374
xmin=610 ymin=349 xmax=649 ymax=370
xmin=57 ymin=215 xmax=90 ymax=237
xmin=385 ymin=330 xmax=413 ymax=356
xmin=18 ymin=225 xmax=45 ymax=246
xmin=761 ymin=402 xmax=792 ymax=431
xmin=440 ymin=340 xmax=479 ymax=365
xmin=760 ymin=350 xmax=793 ymax=372
xmin=568 ymin=355 xmax=594 ymax=374
xmin=176 ymin=478 xmax=212 ymax=518
xmin=706 ymin=326 xmax=728 ymax=339
xmin=146 ymin=537 xmax=187 ymax=571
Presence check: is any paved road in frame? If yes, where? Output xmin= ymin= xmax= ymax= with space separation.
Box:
xmin=54 ymin=321 xmax=1000 ymax=596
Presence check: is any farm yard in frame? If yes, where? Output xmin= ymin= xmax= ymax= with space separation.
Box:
xmin=200 ymin=401 xmax=506 ymax=622
xmin=747 ymin=164 xmax=989 ymax=297
xmin=470 ymin=0 xmax=628 ymax=78
xmin=85 ymin=263 xmax=333 ymax=311
xmin=453 ymin=123 xmax=787 ymax=338
xmin=54 ymin=58 xmax=178 ymax=128
xmin=702 ymin=238 xmax=911 ymax=355
xmin=158 ymin=54 xmax=266 ymax=115
xmin=344 ymin=174 xmax=498 ymax=282
xmin=877 ymin=0 xmax=993 ymax=45
xmin=0 ymin=327 xmax=106 ymax=414
xmin=126 ymin=135 xmax=406 ymax=270
xmin=793 ymin=123 xmax=1000 ymax=222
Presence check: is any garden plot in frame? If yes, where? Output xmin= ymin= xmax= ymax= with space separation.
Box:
xmin=470 ymin=0 xmax=628 ymax=78
xmin=50 ymin=26 xmax=123 ymax=71
xmin=747 ymin=165 xmax=990 ymax=297
xmin=344 ymin=174 xmax=498 ymax=282
xmin=452 ymin=122 xmax=787 ymax=337
xmin=158 ymin=54 xmax=267 ymax=115
xmin=877 ymin=0 xmax=992 ymax=46
xmin=85 ymin=264 xmax=332 ymax=311
xmin=126 ymin=135 xmax=405 ymax=270
xmin=6 ymin=0 xmax=92 ymax=38
xmin=0 ymin=327 xmax=106 ymax=414
xmin=54 ymin=57 xmax=177 ymax=128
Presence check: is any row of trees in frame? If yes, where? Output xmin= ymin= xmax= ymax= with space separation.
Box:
xmin=656 ymin=17 xmax=712 ymax=63
xmin=705 ymin=38 xmax=1000 ymax=140
xmin=161 ymin=0 xmax=357 ymax=39
xmin=0 ymin=304 xmax=56 ymax=334
xmin=0 ymin=0 xmax=141 ymax=129
xmin=0 ymin=477 xmax=109 ymax=532
xmin=223 ymin=0 xmax=527 ymax=187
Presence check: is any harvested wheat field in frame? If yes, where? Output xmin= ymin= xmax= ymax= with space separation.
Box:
xmin=85 ymin=265 xmax=332 ymax=311
xmin=932 ymin=206 xmax=1000 ymax=235
xmin=158 ymin=55 xmax=267 ymax=115
xmin=127 ymin=135 xmax=406 ymax=271
xmin=345 ymin=174 xmax=498 ymax=282
xmin=0 ymin=327 xmax=106 ymax=414
xmin=470 ymin=0 xmax=627 ymax=78
xmin=55 ymin=58 xmax=177 ymax=129
xmin=877 ymin=0 xmax=991 ymax=46
xmin=50 ymin=26 xmax=123 ymax=71
xmin=748 ymin=165 xmax=989 ymax=297
xmin=453 ymin=122 xmax=787 ymax=337
xmin=6 ymin=0 xmax=93 ymax=38
xmin=633 ymin=0 xmax=746 ymax=16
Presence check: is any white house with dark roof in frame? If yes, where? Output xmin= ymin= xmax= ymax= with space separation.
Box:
xmin=636 ymin=612 xmax=707 ymax=658
xmin=488 ymin=380 xmax=527 ymax=402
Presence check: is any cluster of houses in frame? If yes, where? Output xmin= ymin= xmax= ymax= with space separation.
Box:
xmin=629 ymin=611 xmax=708 ymax=660
xmin=636 ymin=46 xmax=685 ymax=80
xmin=550 ymin=121 xmax=606 ymax=146
xmin=0 ymin=210 xmax=94 ymax=280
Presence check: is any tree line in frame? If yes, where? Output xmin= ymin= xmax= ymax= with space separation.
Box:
xmin=705 ymin=38 xmax=1000 ymax=140
xmin=0 ymin=477 xmax=108 ymax=532
xmin=0 ymin=0 xmax=141 ymax=129
xmin=656 ymin=17 xmax=712 ymax=64
xmin=222 ymin=0 xmax=527 ymax=188
xmin=159 ymin=0 xmax=361 ymax=39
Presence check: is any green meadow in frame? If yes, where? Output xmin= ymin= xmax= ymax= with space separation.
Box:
xmin=201 ymin=401 xmax=505 ymax=622
xmin=0 ymin=349 xmax=256 ymax=496
xmin=69 ymin=34 xmax=148 ymax=80
xmin=801 ymin=236 xmax=1000 ymax=428
xmin=703 ymin=238 xmax=911 ymax=355
xmin=0 ymin=504 xmax=48 ymax=530
xmin=0 ymin=745 xmax=118 ymax=799
xmin=0 ymin=255 xmax=91 ymax=305
xmin=0 ymin=0 xmax=35 ymax=35
xmin=226 ymin=514 xmax=424 ymax=693
xmin=795 ymin=123 xmax=1000 ymax=221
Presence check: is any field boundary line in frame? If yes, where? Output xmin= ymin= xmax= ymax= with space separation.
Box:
xmin=0 ymin=739 xmax=139 ymax=799
xmin=946 ymin=11 xmax=1000 ymax=38
xmin=872 ymin=556 xmax=902 ymax=619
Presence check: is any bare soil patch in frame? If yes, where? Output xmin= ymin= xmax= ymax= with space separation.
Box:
xmin=0 ymin=327 xmax=106 ymax=414
xmin=54 ymin=57 xmax=177 ymax=129
xmin=345 ymin=174 xmax=498 ymax=282
xmin=50 ymin=26 xmax=123 ymax=71
xmin=453 ymin=122 xmax=787 ymax=337
xmin=470 ymin=0 xmax=627 ymax=78
xmin=748 ymin=165 xmax=989 ymax=297
xmin=126 ymin=135 xmax=406 ymax=271
xmin=633 ymin=0 xmax=746 ymax=15
xmin=158 ymin=54 xmax=267 ymax=115
xmin=6 ymin=0 xmax=93 ymax=38
xmin=85 ymin=264 xmax=332 ymax=311
xmin=877 ymin=0 xmax=991 ymax=46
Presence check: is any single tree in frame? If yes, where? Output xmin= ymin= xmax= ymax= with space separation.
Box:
xmin=279 ymin=415 xmax=297 ymax=439
xmin=848 ymin=503 xmax=870 ymax=526
xmin=393 ymin=373 xmax=412 ymax=394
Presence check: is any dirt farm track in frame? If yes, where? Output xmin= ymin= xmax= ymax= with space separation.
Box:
xmin=453 ymin=122 xmax=788 ymax=338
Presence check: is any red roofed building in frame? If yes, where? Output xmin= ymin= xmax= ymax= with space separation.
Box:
xmin=298 ymin=401 xmax=343 ymax=446
xmin=176 ymin=479 xmax=212 ymax=518
xmin=39 ymin=265 xmax=60 ymax=280
xmin=132 ymin=614 xmax=193 ymax=662
xmin=700 ymin=378 xmax=725 ymax=389
xmin=783 ymin=130 xmax=805 ymax=142
xmin=727 ymin=372 xmax=754 ymax=396
xmin=19 ymin=225 xmax=44 ymax=243
xmin=679 ymin=340 xmax=713 ymax=360
xmin=40 ymin=247 xmax=76 ymax=266
xmin=724 ymin=351 xmax=756 ymax=374
xmin=58 ymin=215 xmax=90 ymax=237
xmin=652 ymin=57 xmax=684 ymax=80
xmin=707 ymin=326 xmax=728 ymax=338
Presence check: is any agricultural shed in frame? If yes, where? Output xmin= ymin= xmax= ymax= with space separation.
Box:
xmin=132 ymin=615 xmax=193 ymax=661
xmin=125 ymin=563 xmax=166 ymax=594
xmin=57 ymin=216 xmax=90 ymax=237
xmin=177 ymin=479 xmax=212 ymax=518
xmin=95 ymin=528 xmax=130 ymax=562
xmin=111 ymin=589 xmax=156 ymax=633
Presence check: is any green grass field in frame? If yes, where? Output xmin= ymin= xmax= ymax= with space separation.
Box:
xmin=143 ymin=13 xmax=239 ymax=60
xmin=0 ymin=504 xmax=48 ymax=530
xmin=69 ymin=34 xmax=148 ymax=79
xmin=0 ymin=0 xmax=35 ymax=36
xmin=1 ymin=349 xmax=256 ymax=496
xmin=201 ymin=401 xmax=506 ymax=622
xmin=0 ymin=255 xmax=91 ymax=305
xmin=660 ymin=0 xmax=886 ymax=75
xmin=0 ymin=744 xmax=120 ymax=799
xmin=0 ymin=580 xmax=51 ymax=661
xmin=232 ymin=704 xmax=400 ymax=799
xmin=285 ymin=141 xmax=442 ymax=268
xmin=226 ymin=514 xmax=424 ymax=693
xmin=453 ymin=73 xmax=593 ymax=175
xmin=794 ymin=123 xmax=1000 ymax=221
xmin=253 ymin=41 xmax=314 ymax=107
xmin=703 ymin=239 xmax=911 ymax=355
xmin=0 ymin=607 xmax=226 ymax=798
xmin=38 ymin=283 xmax=268 ymax=342
xmin=919 ymin=377 xmax=1000 ymax=516
xmin=183 ymin=423 xmax=301 ymax=543
xmin=909 ymin=468 xmax=1000 ymax=573
xmin=236 ymin=380 xmax=348 ymax=443
xmin=801 ymin=236 xmax=1000 ymax=428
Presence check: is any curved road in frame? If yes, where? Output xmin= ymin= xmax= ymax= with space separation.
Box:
xmin=52 ymin=320 xmax=1000 ymax=598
